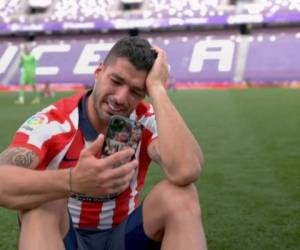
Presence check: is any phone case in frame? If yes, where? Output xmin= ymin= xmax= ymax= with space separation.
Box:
xmin=102 ymin=115 xmax=142 ymax=163
xmin=71 ymin=116 xmax=142 ymax=202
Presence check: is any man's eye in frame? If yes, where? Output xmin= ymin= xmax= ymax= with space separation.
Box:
xmin=131 ymin=90 xmax=144 ymax=98
xmin=111 ymin=79 xmax=121 ymax=85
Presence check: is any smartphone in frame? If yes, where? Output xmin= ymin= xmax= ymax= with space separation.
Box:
xmin=71 ymin=115 xmax=142 ymax=203
xmin=101 ymin=115 xmax=142 ymax=165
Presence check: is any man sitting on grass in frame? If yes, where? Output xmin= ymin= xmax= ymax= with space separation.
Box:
xmin=0 ymin=37 xmax=207 ymax=250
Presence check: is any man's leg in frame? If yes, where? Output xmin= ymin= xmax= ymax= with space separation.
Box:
xmin=143 ymin=180 xmax=207 ymax=250
xmin=16 ymin=73 xmax=27 ymax=104
xmin=19 ymin=199 xmax=69 ymax=250
xmin=16 ymin=84 xmax=25 ymax=104
xmin=30 ymin=77 xmax=40 ymax=104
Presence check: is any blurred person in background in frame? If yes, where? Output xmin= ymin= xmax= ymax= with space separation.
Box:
xmin=15 ymin=43 xmax=40 ymax=105
xmin=0 ymin=37 xmax=206 ymax=250
xmin=41 ymin=81 xmax=55 ymax=98
xmin=167 ymin=75 xmax=177 ymax=91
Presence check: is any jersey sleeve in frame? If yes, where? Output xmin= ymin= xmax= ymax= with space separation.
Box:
xmin=10 ymin=105 xmax=75 ymax=165
xmin=133 ymin=102 xmax=158 ymax=147
xmin=141 ymin=113 xmax=158 ymax=145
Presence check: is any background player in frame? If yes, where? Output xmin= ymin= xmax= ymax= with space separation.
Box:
xmin=15 ymin=43 xmax=40 ymax=105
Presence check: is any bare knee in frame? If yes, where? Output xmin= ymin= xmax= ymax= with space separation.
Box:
xmin=158 ymin=181 xmax=201 ymax=218
xmin=143 ymin=181 xmax=202 ymax=241
xmin=145 ymin=180 xmax=202 ymax=224
xmin=20 ymin=199 xmax=69 ymax=236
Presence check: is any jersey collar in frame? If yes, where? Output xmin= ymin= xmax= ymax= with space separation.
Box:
xmin=78 ymin=90 xmax=98 ymax=141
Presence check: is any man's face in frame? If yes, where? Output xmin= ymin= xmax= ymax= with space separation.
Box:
xmin=23 ymin=45 xmax=30 ymax=54
xmin=92 ymin=57 xmax=148 ymax=123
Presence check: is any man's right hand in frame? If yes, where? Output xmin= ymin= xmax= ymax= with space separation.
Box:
xmin=70 ymin=134 xmax=138 ymax=197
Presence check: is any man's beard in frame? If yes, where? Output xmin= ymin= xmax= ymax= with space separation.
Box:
xmin=94 ymin=101 xmax=111 ymax=123
xmin=92 ymin=91 xmax=111 ymax=125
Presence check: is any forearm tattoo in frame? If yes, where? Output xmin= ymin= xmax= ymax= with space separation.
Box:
xmin=0 ymin=148 xmax=37 ymax=168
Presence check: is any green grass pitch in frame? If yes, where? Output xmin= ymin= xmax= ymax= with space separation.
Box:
xmin=0 ymin=89 xmax=299 ymax=249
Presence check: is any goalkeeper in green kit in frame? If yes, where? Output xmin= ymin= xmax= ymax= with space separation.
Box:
xmin=15 ymin=44 xmax=40 ymax=104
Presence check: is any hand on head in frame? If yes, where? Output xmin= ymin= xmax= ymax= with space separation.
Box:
xmin=146 ymin=46 xmax=170 ymax=92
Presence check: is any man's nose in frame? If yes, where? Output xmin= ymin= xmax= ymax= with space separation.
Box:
xmin=115 ymin=86 xmax=129 ymax=104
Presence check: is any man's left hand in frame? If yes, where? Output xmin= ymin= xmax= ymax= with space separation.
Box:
xmin=146 ymin=46 xmax=169 ymax=94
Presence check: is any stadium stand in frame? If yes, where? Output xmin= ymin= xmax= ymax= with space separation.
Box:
xmin=0 ymin=0 xmax=300 ymax=89
xmin=0 ymin=0 xmax=23 ymax=23
xmin=1 ymin=0 xmax=300 ymax=30
xmin=27 ymin=0 xmax=52 ymax=14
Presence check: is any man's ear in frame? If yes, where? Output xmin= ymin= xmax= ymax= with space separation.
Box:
xmin=94 ymin=63 xmax=104 ymax=79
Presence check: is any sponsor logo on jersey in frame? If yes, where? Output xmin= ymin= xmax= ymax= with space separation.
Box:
xmin=21 ymin=114 xmax=48 ymax=131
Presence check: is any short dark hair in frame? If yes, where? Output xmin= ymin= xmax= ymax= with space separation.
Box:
xmin=103 ymin=37 xmax=157 ymax=72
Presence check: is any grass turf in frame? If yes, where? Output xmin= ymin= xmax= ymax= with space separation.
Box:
xmin=0 ymin=89 xmax=299 ymax=249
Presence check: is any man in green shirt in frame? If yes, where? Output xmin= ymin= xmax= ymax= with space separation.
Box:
xmin=15 ymin=44 xmax=40 ymax=104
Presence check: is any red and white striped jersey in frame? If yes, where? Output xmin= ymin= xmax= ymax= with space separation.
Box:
xmin=10 ymin=91 xmax=158 ymax=229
